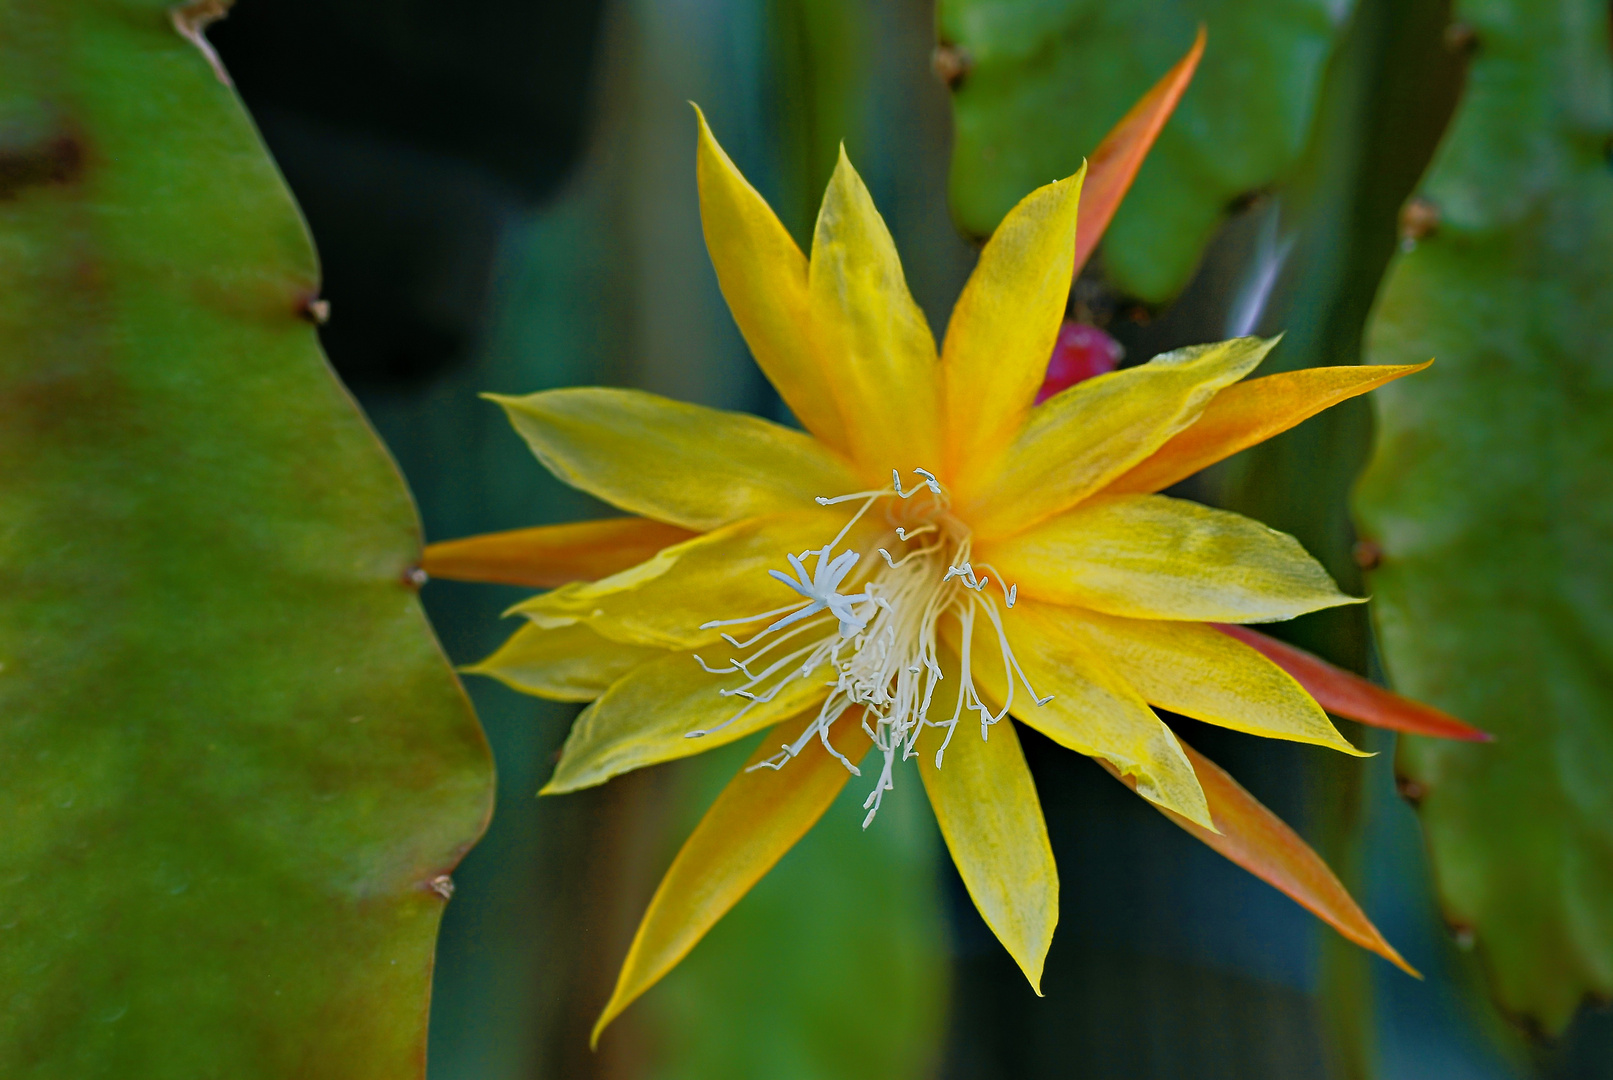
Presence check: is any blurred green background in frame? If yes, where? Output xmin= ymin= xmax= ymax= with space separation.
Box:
xmin=29 ymin=0 xmax=1596 ymax=1076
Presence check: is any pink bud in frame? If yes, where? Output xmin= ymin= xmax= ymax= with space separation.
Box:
xmin=1036 ymin=322 xmax=1124 ymax=403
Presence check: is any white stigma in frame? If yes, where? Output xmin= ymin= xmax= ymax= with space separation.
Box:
xmin=692 ymin=468 xmax=1049 ymax=828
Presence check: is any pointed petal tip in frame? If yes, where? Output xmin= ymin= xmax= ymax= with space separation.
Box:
xmin=1016 ymin=952 xmax=1049 ymax=996
xmin=691 ymin=101 xmax=716 ymax=143
xmin=1389 ymin=949 xmax=1423 ymax=980
xmin=588 ymin=1006 xmax=613 ymax=1050
xmin=592 ymin=984 xmax=639 ymax=1048
xmin=1320 ymin=731 xmax=1375 ymax=759
xmin=833 ymin=140 xmax=854 ymax=173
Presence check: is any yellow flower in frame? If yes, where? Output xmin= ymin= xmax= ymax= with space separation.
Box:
xmin=427 ymin=90 xmax=1467 ymax=1041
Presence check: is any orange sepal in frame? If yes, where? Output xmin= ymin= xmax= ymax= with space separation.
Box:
xmin=1073 ymin=26 xmax=1205 ymax=277
xmin=1214 ymin=624 xmax=1490 ymax=742
xmin=1102 ymin=362 xmax=1433 ymax=496
xmin=592 ymin=710 xmax=870 ymax=1046
xmin=1101 ymin=740 xmax=1419 ymax=976
xmin=421 ymin=516 xmax=696 ymax=589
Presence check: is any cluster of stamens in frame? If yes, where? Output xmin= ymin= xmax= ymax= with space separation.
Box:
xmin=690 ymin=468 xmax=1051 ymax=827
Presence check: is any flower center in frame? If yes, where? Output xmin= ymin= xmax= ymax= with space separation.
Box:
xmin=692 ymin=469 xmax=1051 ymax=827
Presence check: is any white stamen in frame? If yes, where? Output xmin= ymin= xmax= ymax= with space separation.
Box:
xmin=696 ymin=468 xmax=1048 ymax=825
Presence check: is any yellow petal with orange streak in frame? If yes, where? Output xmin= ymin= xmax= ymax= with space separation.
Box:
xmin=1102 ymin=362 xmax=1433 ymax=495
xmin=423 ymin=516 xmax=695 ymax=589
xmin=695 ymin=106 xmax=850 ymax=452
xmin=808 ymin=146 xmax=942 ymax=476
xmin=1100 ymin=739 xmax=1419 ymax=977
xmin=978 ymin=493 xmax=1356 ymax=623
xmin=953 ymin=603 xmax=1212 ymax=829
xmin=592 ymin=711 xmax=871 ymax=1044
xmin=959 ymin=336 xmax=1276 ymax=539
xmin=942 ymin=165 xmax=1085 ymax=483
xmin=490 ymin=388 xmax=859 ymax=532
xmin=1073 ymin=27 xmax=1205 ymax=275
xmin=916 ymin=660 xmax=1056 ymax=994
xmin=543 ymin=646 xmax=834 ymax=795
xmin=512 ymin=509 xmax=875 ymax=650
xmin=463 ymin=620 xmax=662 ymax=702
xmin=1051 ymin=607 xmax=1365 ymax=756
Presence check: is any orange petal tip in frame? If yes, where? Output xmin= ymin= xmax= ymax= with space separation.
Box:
xmin=1214 ymin=624 xmax=1491 ymax=742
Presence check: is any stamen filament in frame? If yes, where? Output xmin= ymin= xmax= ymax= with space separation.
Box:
xmin=702 ymin=468 xmax=1046 ymax=823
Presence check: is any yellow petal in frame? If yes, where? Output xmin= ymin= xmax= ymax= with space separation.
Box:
xmin=1102 ymin=362 xmax=1433 ymax=495
xmin=695 ymin=107 xmax=851 ymax=452
xmin=960 ymin=336 xmax=1277 ymax=539
xmin=1100 ymin=738 xmax=1417 ymax=977
xmin=489 ymin=388 xmax=858 ymax=532
xmin=513 ymin=510 xmax=878 ymax=649
xmin=809 ymin=146 xmax=942 ymax=475
xmin=916 ymin=666 xmax=1056 ymax=993
xmin=957 ymin=603 xmax=1213 ymax=828
xmin=942 ymin=166 xmax=1086 ymax=482
xmin=592 ymin=709 xmax=870 ymax=1044
xmin=423 ymin=516 xmax=695 ymax=588
xmin=979 ymin=493 xmax=1358 ymax=623
xmin=463 ymin=620 xmax=663 ymax=702
xmin=1050 ymin=607 xmax=1366 ymax=756
xmin=543 ymin=647 xmax=832 ymax=794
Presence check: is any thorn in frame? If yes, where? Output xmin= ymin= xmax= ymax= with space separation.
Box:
xmin=301 ymin=297 xmax=331 ymax=325
xmin=426 ymin=874 xmax=455 ymax=900
xmin=931 ymin=42 xmax=973 ymax=88
xmin=1396 ymin=775 xmax=1427 ymax=806
xmin=1442 ymin=21 xmax=1478 ymax=54
xmin=1400 ymin=197 xmax=1440 ymax=244
xmin=170 ymin=0 xmax=235 ymax=86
